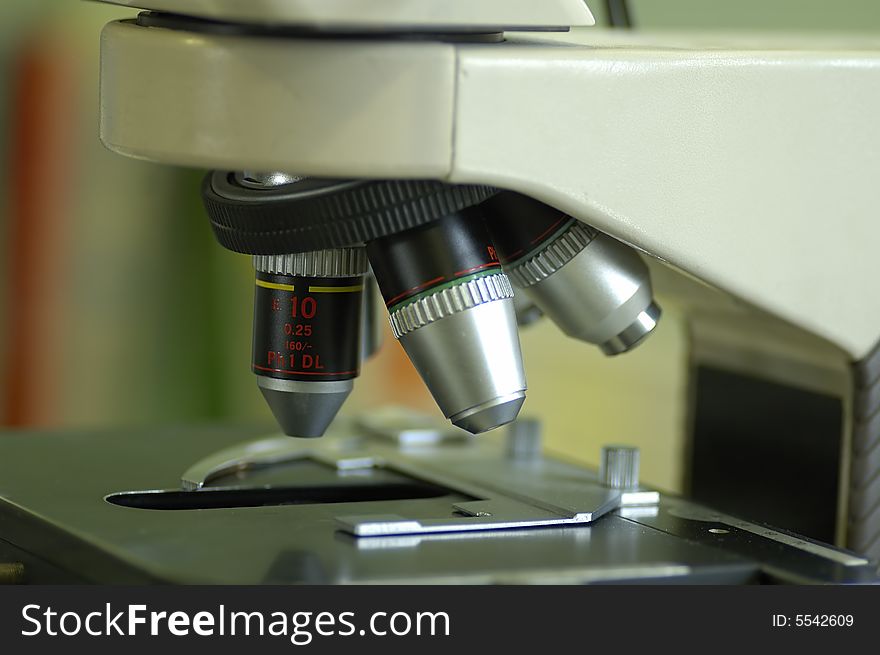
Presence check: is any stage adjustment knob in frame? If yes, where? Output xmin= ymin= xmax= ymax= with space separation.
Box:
xmin=599 ymin=445 xmax=640 ymax=489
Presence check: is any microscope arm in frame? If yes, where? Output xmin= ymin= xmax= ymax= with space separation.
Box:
xmin=100 ymin=22 xmax=880 ymax=359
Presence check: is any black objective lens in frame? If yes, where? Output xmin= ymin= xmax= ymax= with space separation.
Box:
xmin=252 ymin=251 xmax=368 ymax=438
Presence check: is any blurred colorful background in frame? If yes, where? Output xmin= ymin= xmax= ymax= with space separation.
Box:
xmin=2 ymin=0 xmax=879 ymax=494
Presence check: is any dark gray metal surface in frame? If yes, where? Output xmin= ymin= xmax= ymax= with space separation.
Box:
xmin=0 ymin=420 xmax=875 ymax=584
xmin=852 ymin=342 xmax=880 ymax=558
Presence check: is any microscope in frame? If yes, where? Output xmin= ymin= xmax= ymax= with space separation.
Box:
xmin=0 ymin=0 xmax=878 ymax=584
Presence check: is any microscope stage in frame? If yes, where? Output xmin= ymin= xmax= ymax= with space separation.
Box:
xmin=0 ymin=415 xmax=874 ymax=585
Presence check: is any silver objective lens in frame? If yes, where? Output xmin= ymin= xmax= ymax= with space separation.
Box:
xmin=509 ymin=223 xmax=660 ymax=354
xmin=367 ymin=213 xmax=527 ymax=435
xmin=389 ymin=273 xmax=526 ymax=434
xmin=484 ymin=194 xmax=660 ymax=355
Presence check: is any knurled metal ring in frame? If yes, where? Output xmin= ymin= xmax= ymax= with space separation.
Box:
xmin=203 ymin=171 xmax=498 ymax=255
xmin=505 ymin=221 xmax=597 ymax=288
xmin=253 ymin=249 xmax=368 ymax=278
xmin=389 ymin=273 xmax=514 ymax=339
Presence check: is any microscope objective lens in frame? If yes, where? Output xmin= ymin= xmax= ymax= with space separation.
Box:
xmin=483 ymin=192 xmax=661 ymax=355
xmin=367 ymin=212 xmax=527 ymax=434
xmin=252 ymin=250 xmax=368 ymax=438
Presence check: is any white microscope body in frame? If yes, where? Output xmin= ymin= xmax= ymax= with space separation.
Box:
xmin=94 ymin=0 xmax=880 ymax=557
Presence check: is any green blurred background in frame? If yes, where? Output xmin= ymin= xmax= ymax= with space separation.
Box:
xmin=1 ymin=1 xmax=879 ymax=493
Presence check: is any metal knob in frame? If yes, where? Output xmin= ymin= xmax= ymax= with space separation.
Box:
xmin=599 ymin=445 xmax=640 ymax=489
xmin=506 ymin=418 xmax=543 ymax=460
